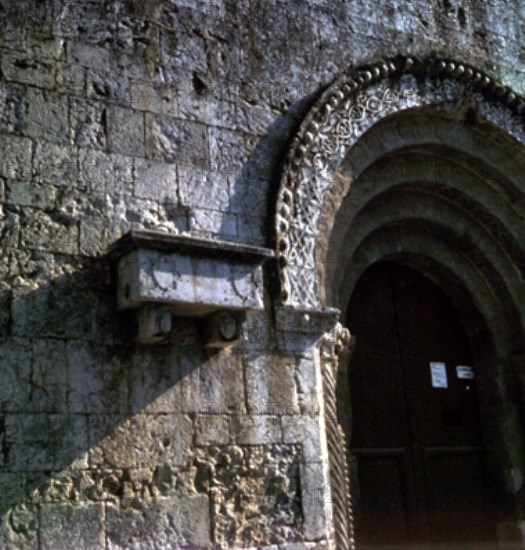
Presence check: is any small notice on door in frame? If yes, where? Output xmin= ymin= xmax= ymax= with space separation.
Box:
xmin=456 ymin=365 xmax=475 ymax=379
xmin=430 ymin=362 xmax=448 ymax=388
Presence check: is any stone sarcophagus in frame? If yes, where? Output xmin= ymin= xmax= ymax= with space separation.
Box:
xmin=107 ymin=230 xmax=274 ymax=343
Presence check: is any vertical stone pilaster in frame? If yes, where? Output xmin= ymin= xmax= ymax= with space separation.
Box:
xmin=275 ymin=307 xmax=354 ymax=549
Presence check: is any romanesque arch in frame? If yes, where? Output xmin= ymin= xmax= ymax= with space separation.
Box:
xmin=275 ymin=56 xmax=525 ymax=548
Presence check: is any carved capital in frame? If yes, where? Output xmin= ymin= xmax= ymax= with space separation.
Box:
xmin=321 ymin=322 xmax=351 ymax=360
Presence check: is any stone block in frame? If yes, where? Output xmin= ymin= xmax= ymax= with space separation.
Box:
xmin=245 ymin=354 xmax=299 ymax=415
xmin=87 ymin=68 xmax=131 ymax=105
xmin=0 ymin=83 xmax=26 ymax=134
xmin=89 ymin=413 xmax=193 ymax=469
xmin=6 ymin=181 xmax=57 ymax=209
xmin=6 ymin=414 xmax=88 ymax=471
xmin=33 ymin=142 xmax=78 ymax=186
xmin=181 ymin=347 xmax=244 ymax=414
xmin=129 ymin=346 xmax=182 ymax=414
xmin=130 ymin=79 xmax=177 ymax=115
xmin=106 ymin=496 xmax=211 ymax=548
xmin=0 ymin=134 xmax=32 ymax=180
xmin=1 ymin=51 xmax=56 ymax=89
xmin=145 ymin=113 xmax=208 ymax=166
xmin=108 ymin=105 xmax=145 ymax=157
xmin=40 ymin=502 xmax=105 ymax=550
xmin=0 ymin=338 xmax=31 ymax=412
xmin=67 ymin=341 xmax=128 ymax=414
xmin=134 ymin=158 xmax=177 ymax=201
xmin=11 ymin=286 xmax=95 ymax=340
xmin=237 ymin=215 xmax=266 ymax=244
xmin=300 ymin=461 xmax=330 ymax=541
xmin=70 ymin=97 xmax=107 ymax=149
xmin=79 ymin=149 xmax=133 ymax=194
xmin=190 ymin=208 xmax=237 ymax=238
xmin=31 ymin=339 xmax=68 ymax=413
xmin=282 ymin=415 xmax=324 ymax=462
xmin=68 ymin=40 xmax=111 ymax=71
xmin=234 ymin=415 xmax=281 ymax=445
xmin=208 ymin=126 xmax=246 ymax=173
xmin=179 ymin=165 xmax=231 ymax=211
xmin=25 ymin=91 xmax=69 ymax=144
xmin=0 ymin=473 xmax=24 ymax=510
xmin=0 ymin=503 xmax=38 ymax=549
xmin=56 ymin=62 xmax=86 ymax=95
xmin=195 ymin=414 xmax=230 ymax=445
xmin=19 ymin=209 xmax=79 ymax=255
xmin=159 ymin=28 xmax=207 ymax=74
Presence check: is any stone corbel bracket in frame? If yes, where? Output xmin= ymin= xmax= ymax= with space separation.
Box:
xmin=106 ymin=230 xmax=275 ymax=344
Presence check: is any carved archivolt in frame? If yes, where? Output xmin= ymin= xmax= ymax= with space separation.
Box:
xmin=275 ymin=56 xmax=525 ymax=308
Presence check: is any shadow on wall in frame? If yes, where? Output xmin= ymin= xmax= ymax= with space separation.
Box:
xmin=219 ymin=89 xmax=325 ymax=248
xmin=0 ymin=255 xmax=306 ymax=548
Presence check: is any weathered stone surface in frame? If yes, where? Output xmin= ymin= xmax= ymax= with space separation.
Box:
xmin=106 ymin=496 xmax=211 ymax=549
xmin=195 ymin=414 xmax=230 ymax=446
xmin=181 ymin=347 xmax=244 ymax=414
xmin=0 ymin=338 xmax=31 ymax=412
xmin=245 ymin=354 xmax=299 ymax=415
xmin=25 ymin=91 xmax=69 ymax=144
xmin=6 ymin=414 xmax=88 ymax=471
xmin=199 ymin=444 xmax=303 ymax=546
xmin=70 ymin=97 xmax=107 ymax=149
xmin=234 ymin=414 xmax=282 ymax=445
xmin=40 ymin=502 xmax=105 ymax=550
xmin=108 ymin=105 xmax=145 ymax=157
xmin=145 ymin=113 xmax=208 ymax=165
xmin=134 ymin=158 xmax=177 ymax=201
xmin=129 ymin=346 xmax=182 ymax=414
xmin=33 ymin=142 xmax=78 ymax=186
xmin=67 ymin=341 xmax=128 ymax=414
xmin=31 ymin=339 xmax=68 ymax=413
xmin=89 ymin=413 xmax=193 ymax=469
xmin=0 ymin=504 xmax=38 ymax=549
xmin=0 ymin=134 xmax=31 ymax=180
xmin=79 ymin=149 xmax=133 ymax=194
xmin=179 ymin=165 xmax=231 ymax=211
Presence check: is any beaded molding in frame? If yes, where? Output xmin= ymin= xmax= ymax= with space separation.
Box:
xmin=275 ymin=56 xmax=525 ymax=307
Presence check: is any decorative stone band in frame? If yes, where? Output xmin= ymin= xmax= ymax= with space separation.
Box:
xmin=275 ymin=55 xmax=525 ymax=308
xmin=320 ymin=323 xmax=355 ymax=550
xmin=106 ymin=229 xmax=274 ymax=342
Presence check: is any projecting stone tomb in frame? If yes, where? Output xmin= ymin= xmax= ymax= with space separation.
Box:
xmin=107 ymin=230 xmax=274 ymax=343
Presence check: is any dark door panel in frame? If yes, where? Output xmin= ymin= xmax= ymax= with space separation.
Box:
xmin=346 ymin=262 xmax=497 ymax=546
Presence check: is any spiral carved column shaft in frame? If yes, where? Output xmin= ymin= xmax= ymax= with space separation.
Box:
xmin=321 ymin=323 xmax=355 ymax=550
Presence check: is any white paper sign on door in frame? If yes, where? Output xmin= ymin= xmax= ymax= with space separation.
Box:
xmin=430 ymin=362 xmax=448 ymax=388
xmin=456 ymin=365 xmax=474 ymax=379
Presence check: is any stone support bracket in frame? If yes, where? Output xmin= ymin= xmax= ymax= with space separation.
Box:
xmin=107 ymin=230 xmax=274 ymax=343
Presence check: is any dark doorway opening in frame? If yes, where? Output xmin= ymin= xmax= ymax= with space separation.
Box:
xmin=346 ymin=261 xmax=498 ymax=548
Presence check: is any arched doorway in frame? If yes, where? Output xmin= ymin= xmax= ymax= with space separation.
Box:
xmin=274 ymin=56 xmax=525 ymax=548
xmin=346 ymin=261 xmax=498 ymax=547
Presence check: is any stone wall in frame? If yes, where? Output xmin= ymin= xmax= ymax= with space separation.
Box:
xmin=0 ymin=0 xmax=524 ymax=548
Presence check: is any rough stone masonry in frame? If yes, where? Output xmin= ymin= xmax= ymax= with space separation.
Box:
xmin=0 ymin=0 xmax=525 ymax=548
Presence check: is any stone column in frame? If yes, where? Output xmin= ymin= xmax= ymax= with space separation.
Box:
xmin=275 ymin=306 xmax=354 ymax=549
xmin=320 ymin=323 xmax=355 ymax=550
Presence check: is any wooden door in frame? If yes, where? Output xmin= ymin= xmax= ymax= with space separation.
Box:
xmin=346 ymin=262 xmax=497 ymax=548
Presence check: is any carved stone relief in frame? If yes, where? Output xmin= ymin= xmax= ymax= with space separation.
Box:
xmin=275 ymin=56 xmax=525 ymax=308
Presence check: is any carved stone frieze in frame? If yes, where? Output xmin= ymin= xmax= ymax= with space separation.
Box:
xmin=275 ymin=56 xmax=525 ymax=308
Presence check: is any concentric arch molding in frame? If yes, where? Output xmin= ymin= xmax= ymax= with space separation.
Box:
xmin=275 ymin=55 xmax=525 ymax=308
